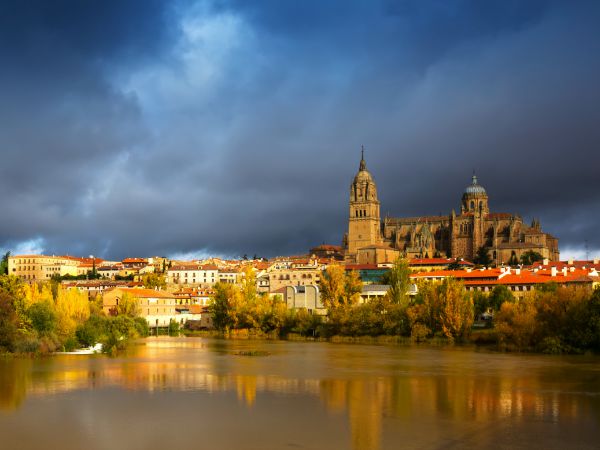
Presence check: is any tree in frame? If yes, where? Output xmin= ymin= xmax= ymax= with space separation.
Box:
xmin=55 ymin=288 xmax=90 ymax=340
xmin=0 ymin=251 xmax=10 ymax=275
xmin=494 ymin=297 xmax=538 ymax=350
xmin=488 ymin=285 xmax=514 ymax=311
xmin=27 ymin=301 xmax=57 ymax=336
xmin=474 ymin=246 xmax=492 ymax=266
xmin=0 ymin=292 xmax=18 ymax=352
xmin=319 ymin=265 xmax=361 ymax=310
xmin=447 ymin=259 xmax=463 ymax=271
xmin=210 ymin=282 xmax=242 ymax=331
xmin=0 ymin=275 xmax=27 ymax=328
xmin=142 ymin=273 xmax=166 ymax=290
xmin=385 ymin=258 xmax=411 ymax=306
xmin=437 ymin=278 xmax=474 ymax=341
xmin=115 ymin=291 xmax=139 ymax=318
xmin=508 ymin=251 xmax=519 ymax=267
xmin=520 ymin=250 xmax=543 ymax=266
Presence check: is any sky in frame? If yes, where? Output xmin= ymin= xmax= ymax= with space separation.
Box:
xmin=1 ymin=0 xmax=599 ymax=260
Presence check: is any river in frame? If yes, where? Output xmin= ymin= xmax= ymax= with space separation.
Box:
xmin=1 ymin=337 xmax=599 ymax=450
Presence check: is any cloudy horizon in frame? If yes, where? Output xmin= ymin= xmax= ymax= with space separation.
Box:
xmin=1 ymin=0 xmax=599 ymax=260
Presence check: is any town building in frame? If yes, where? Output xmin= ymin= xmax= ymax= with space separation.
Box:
xmin=344 ymin=152 xmax=560 ymax=265
xmin=7 ymin=254 xmax=103 ymax=280
xmin=102 ymin=287 xmax=203 ymax=328
xmin=167 ymin=264 xmax=218 ymax=286
xmin=284 ymin=285 xmax=326 ymax=314
xmin=411 ymin=264 xmax=599 ymax=298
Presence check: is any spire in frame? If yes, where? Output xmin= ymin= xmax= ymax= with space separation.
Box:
xmin=359 ymin=145 xmax=366 ymax=171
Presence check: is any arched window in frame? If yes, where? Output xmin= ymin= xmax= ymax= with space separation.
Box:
xmin=363 ymin=209 xmax=367 ymax=217
xmin=470 ymin=200 xmax=475 ymax=210
xmin=356 ymin=210 xmax=359 ymax=217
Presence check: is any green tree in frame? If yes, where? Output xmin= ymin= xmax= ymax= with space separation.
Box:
xmin=508 ymin=251 xmax=519 ymax=266
xmin=0 ymin=251 xmax=10 ymax=275
xmin=447 ymin=259 xmax=463 ymax=270
xmin=474 ymin=246 xmax=492 ymax=266
xmin=27 ymin=302 xmax=56 ymax=335
xmin=384 ymin=258 xmax=411 ymax=306
xmin=520 ymin=250 xmax=543 ymax=266
xmin=488 ymin=285 xmax=514 ymax=311
xmin=209 ymin=283 xmax=240 ymax=331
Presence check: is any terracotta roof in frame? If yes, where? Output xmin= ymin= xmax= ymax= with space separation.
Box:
xmin=344 ymin=264 xmax=385 ymax=270
xmin=106 ymin=287 xmax=176 ymax=298
xmin=122 ymin=258 xmax=147 ymax=263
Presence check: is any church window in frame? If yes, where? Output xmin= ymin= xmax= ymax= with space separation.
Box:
xmin=470 ymin=201 xmax=475 ymax=210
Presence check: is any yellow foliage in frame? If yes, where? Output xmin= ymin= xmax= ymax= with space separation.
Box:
xmin=54 ymin=287 xmax=90 ymax=339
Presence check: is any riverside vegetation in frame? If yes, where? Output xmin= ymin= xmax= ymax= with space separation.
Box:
xmin=0 ymin=275 xmax=148 ymax=356
xmin=2 ymin=259 xmax=600 ymax=356
xmin=206 ymin=261 xmax=600 ymax=354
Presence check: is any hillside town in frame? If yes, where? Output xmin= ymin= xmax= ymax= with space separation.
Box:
xmin=5 ymin=248 xmax=599 ymax=331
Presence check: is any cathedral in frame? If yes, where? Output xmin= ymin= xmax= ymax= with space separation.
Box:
xmin=343 ymin=152 xmax=559 ymax=265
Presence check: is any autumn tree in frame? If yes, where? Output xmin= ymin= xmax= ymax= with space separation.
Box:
xmin=437 ymin=278 xmax=474 ymax=340
xmin=320 ymin=265 xmax=361 ymax=310
xmin=142 ymin=273 xmax=166 ymax=290
xmin=494 ymin=297 xmax=538 ymax=351
xmin=115 ymin=291 xmax=139 ymax=318
xmin=55 ymin=288 xmax=90 ymax=340
xmin=0 ymin=292 xmax=18 ymax=352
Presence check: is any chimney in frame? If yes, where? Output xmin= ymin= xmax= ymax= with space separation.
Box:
xmin=562 ymin=267 xmax=567 ymax=276
xmin=570 ymin=267 xmax=575 ymax=273
xmin=543 ymin=258 xmax=549 ymax=266
xmin=515 ymin=268 xmax=521 ymax=275
xmin=568 ymin=257 xmax=574 ymax=265
xmin=500 ymin=267 xmax=505 ymax=273
xmin=594 ymin=258 xmax=599 ymax=265
xmin=466 ymin=268 xmax=472 ymax=273
xmin=551 ymin=267 xmax=557 ymax=277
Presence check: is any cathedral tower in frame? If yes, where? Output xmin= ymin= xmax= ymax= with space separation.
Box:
xmin=347 ymin=149 xmax=381 ymax=259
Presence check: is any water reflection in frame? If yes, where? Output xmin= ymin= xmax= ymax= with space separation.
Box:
xmin=1 ymin=338 xmax=600 ymax=450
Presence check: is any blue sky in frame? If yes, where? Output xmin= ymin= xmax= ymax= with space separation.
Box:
xmin=0 ymin=0 xmax=599 ymax=260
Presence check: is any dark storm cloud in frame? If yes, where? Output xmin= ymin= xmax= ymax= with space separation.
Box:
xmin=1 ymin=0 xmax=599 ymax=259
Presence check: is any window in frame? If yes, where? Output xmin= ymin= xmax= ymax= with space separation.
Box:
xmin=470 ymin=201 xmax=475 ymax=210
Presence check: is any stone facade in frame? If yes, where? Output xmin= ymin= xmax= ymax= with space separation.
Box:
xmin=344 ymin=154 xmax=559 ymax=264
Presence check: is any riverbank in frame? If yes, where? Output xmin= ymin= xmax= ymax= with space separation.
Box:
xmin=182 ymin=327 xmax=599 ymax=355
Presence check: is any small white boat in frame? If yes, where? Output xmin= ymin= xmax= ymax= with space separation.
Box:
xmin=56 ymin=343 xmax=103 ymax=355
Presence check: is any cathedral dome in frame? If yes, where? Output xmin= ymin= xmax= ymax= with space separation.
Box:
xmin=464 ymin=174 xmax=487 ymax=196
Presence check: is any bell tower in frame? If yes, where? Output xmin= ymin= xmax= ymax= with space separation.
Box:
xmin=347 ymin=148 xmax=381 ymax=260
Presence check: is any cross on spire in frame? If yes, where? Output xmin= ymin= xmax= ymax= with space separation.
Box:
xmin=359 ymin=145 xmax=366 ymax=171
